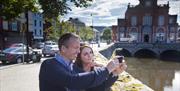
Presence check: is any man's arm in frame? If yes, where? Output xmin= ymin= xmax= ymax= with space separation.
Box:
xmin=40 ymin=60 xmax=109 ymax=89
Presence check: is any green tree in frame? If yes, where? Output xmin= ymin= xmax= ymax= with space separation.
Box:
xmin=0 ymin=0 xmax=38 ymax=20
xmin=47 ymin=20 xmax=76 ymax=41
xmin=38 ymin=0 xmax=92 ymax=19
xmin=79 ymin=27 xmax=94 ymax=41
xmin=101 ymin=28 xmax=112 ymax=44
xmin=0 ymin=0 xmax=92 ymax=20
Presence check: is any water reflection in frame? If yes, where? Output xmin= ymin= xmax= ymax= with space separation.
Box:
xmin=125 ymin=58 xmax=180 ymax=91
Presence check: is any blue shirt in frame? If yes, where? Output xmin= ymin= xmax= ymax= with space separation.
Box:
xmin=55 ymin=54 xmax=73 ymax=71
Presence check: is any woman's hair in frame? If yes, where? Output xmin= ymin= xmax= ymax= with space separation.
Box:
xmin=75 ymin=43 xmax=94 ymax=69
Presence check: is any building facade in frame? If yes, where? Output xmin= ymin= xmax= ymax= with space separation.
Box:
xmin=112 ymin=0 xmax=180 ymax=43
xmin=0 ymin=11 xmax=43 ymax=50
xmin=28 ymin=11 xmax=43 ymax=43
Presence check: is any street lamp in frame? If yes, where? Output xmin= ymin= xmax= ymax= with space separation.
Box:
xmin=91 ymin=13 xmax=100 ymax=47
xmin=91 ymin=13 xmax=94 ymax=48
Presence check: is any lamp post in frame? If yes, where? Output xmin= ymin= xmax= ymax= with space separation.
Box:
xmin=25 ymin=11 xmax=29 ymax=63
xmin=91 ymin=13 xmax=94 ymax=48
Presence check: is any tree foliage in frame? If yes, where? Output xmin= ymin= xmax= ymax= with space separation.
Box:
xmin=79 ymin=27 xmax=94 ymax=41
xmin=47 ymin=20 xmax=76 ymax=41
xmin=0 ymin=0 xmax=93 ymax=20
xmin=38 ymin=0 xmax=92 ymax=19
xmin=101 ymin=28 xmax=112 ymax=44
xmin=0 ymin=0 xmax=38 ymax=20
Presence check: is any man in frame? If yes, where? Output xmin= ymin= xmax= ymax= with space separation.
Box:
xmin=39 ymin=33 xmax=126 ymax=91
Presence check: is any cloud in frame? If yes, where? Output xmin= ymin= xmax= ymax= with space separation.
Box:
xmin=62 ymin=0 xmax=180 ymax=26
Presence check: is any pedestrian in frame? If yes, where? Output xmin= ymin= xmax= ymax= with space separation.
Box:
xmin=39 ymin=33 xmax=122 ymax=91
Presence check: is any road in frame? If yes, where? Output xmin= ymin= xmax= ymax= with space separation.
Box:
xmin=0 ymin=58 xmax=48 ymax=91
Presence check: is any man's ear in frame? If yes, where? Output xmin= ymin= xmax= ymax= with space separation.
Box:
xmin=61 ymin=45 xmax=67 ymax=52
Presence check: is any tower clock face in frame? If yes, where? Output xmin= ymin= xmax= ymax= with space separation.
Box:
xmin=145 ymin=1 xmax=151 ymax=6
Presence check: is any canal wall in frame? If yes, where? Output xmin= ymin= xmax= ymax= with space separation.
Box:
xmin=96 ymin=44 xmax=154 ymax=91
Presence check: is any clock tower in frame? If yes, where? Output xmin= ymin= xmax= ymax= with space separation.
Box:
xmin=139 ymin=0 xmax=158 ymax=7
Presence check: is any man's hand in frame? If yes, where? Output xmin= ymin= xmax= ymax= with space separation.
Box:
xmin=112 ymin=62 xmax=127 ymax=76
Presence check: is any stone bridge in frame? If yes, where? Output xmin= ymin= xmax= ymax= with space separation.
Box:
xmin=115 ymin=43 xmax=180 ymax=57
xmin=99 ymin=43 xmax=180 ymax=61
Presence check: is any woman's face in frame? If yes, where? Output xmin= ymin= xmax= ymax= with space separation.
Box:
xmin=80 ymin=47 xmax=94 ymax=64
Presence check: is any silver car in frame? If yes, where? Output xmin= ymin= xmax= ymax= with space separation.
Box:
xmin=42 ymin=45 xmax=59 ymax=57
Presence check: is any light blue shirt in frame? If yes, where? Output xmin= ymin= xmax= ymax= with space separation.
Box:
xmin=55 ymin=54 xmax=72 ymax=71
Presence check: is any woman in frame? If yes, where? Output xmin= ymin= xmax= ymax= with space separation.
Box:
xmin=74 ymin=44 xmax=123 ymax=91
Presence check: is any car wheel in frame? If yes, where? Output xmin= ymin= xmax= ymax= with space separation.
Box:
xmin=16 ymin=57 xmax=22 ymax=63
xmin=2 ymin=60 xmax=7 ymax=65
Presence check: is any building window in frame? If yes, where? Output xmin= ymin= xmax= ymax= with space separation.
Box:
xmin=143 ymin=15 xmax=152 ymax=26
xmin=130 ymin=28 xmax=137 ymax=33
xmin=40 ymin=29 xmax=42 ymax=35
xmin=131 ymin=16 xmax=137 ymax=26
xmin=169 ymin=18 xmax=173 ymax=24
xmin=39 ymin=21 xmax=41 ymax=27
xmin=158 ymin=15 xmax=164 ymax=26
xmin=3 ymin=21 xmax=8 ymax=30
xmin=11 ymin=21 xmax=17 ymax=31
xmin=34 ymin=20 xmax=37 ymax=26
xmin=34 ymin=29 xmax=37 ymax=35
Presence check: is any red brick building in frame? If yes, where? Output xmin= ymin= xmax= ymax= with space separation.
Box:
xmin=112 ymin=0 xmax=180 ymax=43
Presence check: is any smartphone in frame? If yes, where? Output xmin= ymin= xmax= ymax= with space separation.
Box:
xmin=118 ymin=56 xmax=124 ymax=63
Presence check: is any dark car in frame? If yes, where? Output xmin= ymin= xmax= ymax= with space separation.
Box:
xmin=0 ymin=47 xmax=41 ymax=64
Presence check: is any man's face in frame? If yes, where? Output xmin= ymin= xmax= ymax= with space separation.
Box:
xmin=63 ymin=38 xmax=80 ymax=61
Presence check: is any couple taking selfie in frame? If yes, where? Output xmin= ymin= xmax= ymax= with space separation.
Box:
xmin=39 ymin=33 xmax=127 ymax=91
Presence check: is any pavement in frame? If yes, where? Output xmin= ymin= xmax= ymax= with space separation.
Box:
xmin=0 ymin=58 xmax=48 ymax=91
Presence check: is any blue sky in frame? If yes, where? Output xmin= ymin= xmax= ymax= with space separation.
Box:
xmin=62 ymin=0 xmax=180 ymax=26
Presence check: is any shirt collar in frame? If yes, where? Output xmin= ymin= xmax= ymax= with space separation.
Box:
xmin=55 ymin=53 xmax=72 ymax=68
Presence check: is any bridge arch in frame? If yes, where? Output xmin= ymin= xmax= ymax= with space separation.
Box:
xmin=160 ymin=50 xmax=180 ymax=61
xmin=134 ymin=49 xmax=158 ymax=58
xmin=114 ymin=48 xmax=132 ymax=57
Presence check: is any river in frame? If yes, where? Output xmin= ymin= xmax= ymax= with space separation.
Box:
xmin=125 ymin=57 xmax=180 ymax=91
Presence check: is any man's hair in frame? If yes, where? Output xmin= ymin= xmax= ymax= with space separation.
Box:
xmin=58 ymin=33 xmax=80 ymax=50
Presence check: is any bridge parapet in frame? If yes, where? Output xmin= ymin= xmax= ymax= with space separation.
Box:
xmin=153 ymin=43 xmax=180 ymax=49
xmin=115 ymin=43 xmax=180 ymax=57
xmin=116 ymin=43 xmax=180 ymax=50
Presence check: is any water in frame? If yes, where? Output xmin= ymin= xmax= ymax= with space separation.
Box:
xmin=125 ymin=57 xmax=180 ymax=91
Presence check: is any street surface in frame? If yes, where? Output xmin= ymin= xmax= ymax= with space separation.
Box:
xmin=0 ymin=43 xmax=109 ymax=91
xmin=0 ymin=58 xmax=48 ymax=91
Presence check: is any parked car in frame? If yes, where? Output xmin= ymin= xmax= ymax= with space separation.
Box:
xmin=44 ymin=41 xmax=57 ymax=46
xmin=42 ymin=45 xmax=59 ymax=57
xmin=7 ymin=43 xmax=26 ymax=48
xmin=33 ymin=42 xmax=44 ymax=49
xmin=0 ymin=47 xmax=41 ymax=64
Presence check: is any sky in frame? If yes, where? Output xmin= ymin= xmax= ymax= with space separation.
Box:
xmin=61 ymin=0 xmax=180 ymax=26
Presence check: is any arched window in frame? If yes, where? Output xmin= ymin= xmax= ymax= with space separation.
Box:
xmin=130 ymin=28 xmax=137 ymax=33
xmin=156 ymin=28 xmax=165 ymax=42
